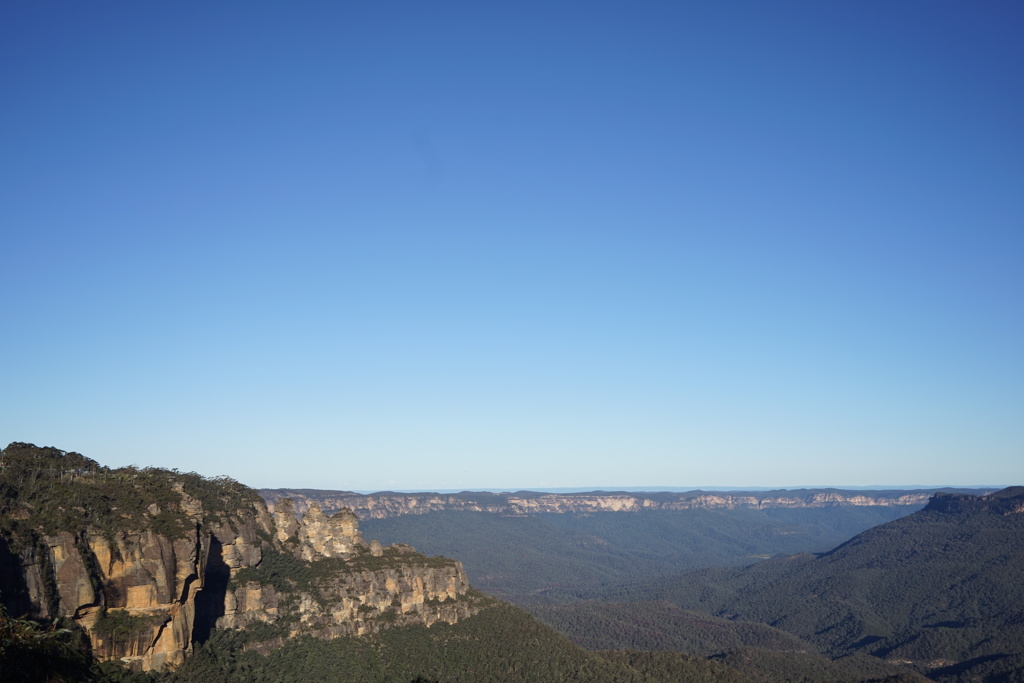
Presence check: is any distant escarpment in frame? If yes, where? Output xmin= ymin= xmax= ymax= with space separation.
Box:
xmin=259 ymin=487 xmax=964 ymax=520
xmin=0 ymin=443 xmax=478 ymax=672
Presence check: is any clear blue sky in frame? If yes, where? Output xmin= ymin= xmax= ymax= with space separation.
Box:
xmin=2 ymin=1 xmax=1021 ymax=491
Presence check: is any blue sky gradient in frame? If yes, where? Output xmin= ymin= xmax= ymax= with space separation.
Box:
xmin=2 ymin=1 xmax=1021 ymax=490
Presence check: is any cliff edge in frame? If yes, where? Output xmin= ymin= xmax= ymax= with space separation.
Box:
xmin=0 ymin=443 xmax=479 ymax=672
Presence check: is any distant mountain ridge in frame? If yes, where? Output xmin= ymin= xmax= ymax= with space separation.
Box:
xmin=259 ymin=487 xmax=986 ymax=520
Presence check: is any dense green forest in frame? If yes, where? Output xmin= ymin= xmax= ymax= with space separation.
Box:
xmin=708 ymin=648 xmax=930 ymax=683
xmin=160 ymin=602 xmax=750 ymax=682
xmin=531 ymin=600 xmax=813 ymax=654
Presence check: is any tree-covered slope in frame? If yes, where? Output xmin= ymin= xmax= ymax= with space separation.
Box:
xmin=536 ymin=488 xmax=1024 ymax=681
xmin=158 ymin=601 xmax=751 ymax=683
xmin=708 ymin=648 xmax=930 ymax=683
xmin=531 ymin=601 xmax=926 ymax=682
xmin=532 ymin=600 xmax=814 ymax=655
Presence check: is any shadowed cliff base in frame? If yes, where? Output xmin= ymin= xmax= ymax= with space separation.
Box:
xmin=191 ymin=535 xmax=228 ymax=645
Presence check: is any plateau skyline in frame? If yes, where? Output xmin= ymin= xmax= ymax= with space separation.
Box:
xmin=2 ymin=1 xmax=1021 ymax=491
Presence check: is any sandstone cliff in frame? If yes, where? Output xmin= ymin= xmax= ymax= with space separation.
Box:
xmin=259 ymin=487 xmax=972 ymax=520
xmin=0 ymin=443 xmax=478 ymax=672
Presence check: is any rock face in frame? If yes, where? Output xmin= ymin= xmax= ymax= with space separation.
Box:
xmin=295 ymin=503 xmax=366 ymax=560
xmin=219 ymin=502 xmax=475 ymax=639
xmin=259 ymin=488 xmax=978 ymax=520
xmin=0 ymin=443 xmax=478 ymax=672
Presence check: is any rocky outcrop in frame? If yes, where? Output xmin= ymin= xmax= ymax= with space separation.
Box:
xmin=272 ymin=497 xmax=299 ymax=542
xmin=217 ymin=507 xmax=475 ymax=638
xmin=259 ymin=488 xmax=975 ymax=520
xmin=6 ymin=527 xmax=209 ymax=670
xmin=86 ymin=529 xmax=205 ymax=670
xmin=295 ymin=503 xmax=366 ymax=561
xmin=305 ymin=563 xmax=474 ymax=637
xmin=0 ymin=443 xmax=479 ymax=673
xmin=924 ymin=487 xmax=1024 ymax=515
